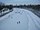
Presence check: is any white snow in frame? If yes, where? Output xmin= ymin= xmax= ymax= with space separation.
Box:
xmin=0 ymin=8 xmax=40 ymax=30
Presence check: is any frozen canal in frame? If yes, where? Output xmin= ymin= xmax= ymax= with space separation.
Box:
xmin=0 ymin=8 xmax=40 ymax=30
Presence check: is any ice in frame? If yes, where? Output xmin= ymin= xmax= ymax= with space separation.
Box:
xmin=0 ymin=8 xmax=40 ymax=30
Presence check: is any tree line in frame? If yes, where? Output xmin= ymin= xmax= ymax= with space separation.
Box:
xmin=0 ymin=2 xmax=40 ymax=11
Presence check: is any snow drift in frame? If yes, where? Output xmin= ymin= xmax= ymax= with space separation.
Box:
xmin=0 ymin=8 xmax=40 ymax=30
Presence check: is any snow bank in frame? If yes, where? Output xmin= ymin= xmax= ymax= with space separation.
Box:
xmin=0 ymin=8 xmax=40 ymax=30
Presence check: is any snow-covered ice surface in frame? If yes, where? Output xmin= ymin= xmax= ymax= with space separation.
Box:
xmin=0 ymin=8 xmax=40 ymax=30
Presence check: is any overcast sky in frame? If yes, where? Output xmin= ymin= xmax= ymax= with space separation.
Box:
xmin=0 ymin=0 xmax=40 ymax=5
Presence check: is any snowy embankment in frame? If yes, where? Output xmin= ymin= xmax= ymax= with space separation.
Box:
xmin=0 ymin=8 xmax=40 ymax=30
xmin=0 ymin=8 xmax=13 ymax=17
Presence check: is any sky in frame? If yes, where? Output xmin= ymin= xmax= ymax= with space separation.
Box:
xmin=0 ymin=0 xmax=40 ymax=5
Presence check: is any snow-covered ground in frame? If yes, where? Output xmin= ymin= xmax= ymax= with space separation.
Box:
xmin=0 ymin=8 xmax=13 ymax=17
xmin=0 ymin=8 xmax=40 ymax=30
